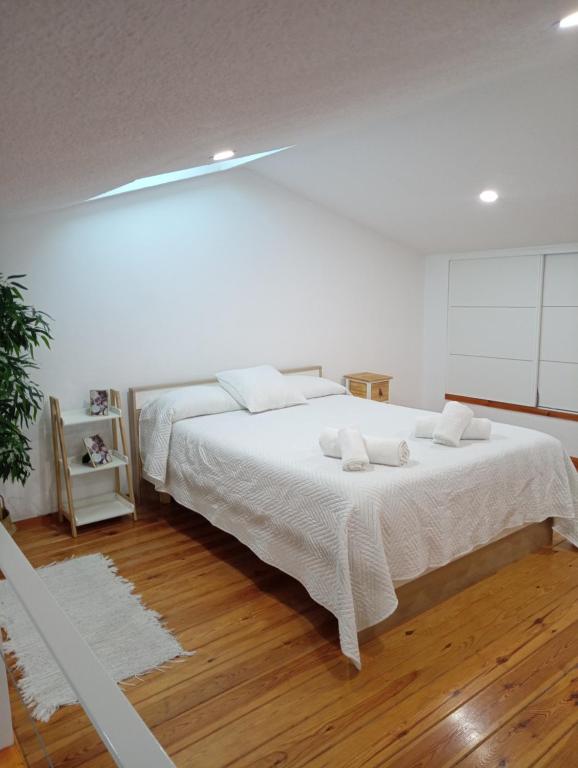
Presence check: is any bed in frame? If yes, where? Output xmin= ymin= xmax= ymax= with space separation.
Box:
xmin=129 ymin=366 xmax=578 ymax=668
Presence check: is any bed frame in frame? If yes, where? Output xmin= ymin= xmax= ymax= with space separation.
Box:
xmin=128 ymin=365 xmax=323 ymax=501
xmin=360 ymin=518 xmax=553 ymax=642
xmin=128 ymin=364 xmax=554 ymax=649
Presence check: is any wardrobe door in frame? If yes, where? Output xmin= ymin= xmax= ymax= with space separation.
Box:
xmin=446 ymin=255 xmax=541 ymax=405
xmin=538 ymin=253 xmax=578 ymax=412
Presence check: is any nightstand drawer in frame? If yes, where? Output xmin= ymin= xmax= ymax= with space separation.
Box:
xmin=348 ymin=380 xmax=369 ymax=398
xmin=371 ymin=381 xmax=389 ymax=401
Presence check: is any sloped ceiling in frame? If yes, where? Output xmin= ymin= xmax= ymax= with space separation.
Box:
xmin=255 ymin=57 xmax=578 ymax=253
xmin=1 ymin=0 xmax=577 ymax=253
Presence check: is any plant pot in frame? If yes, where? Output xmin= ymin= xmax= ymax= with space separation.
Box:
xmin=0 ymin=496 xmax=16 ymax=536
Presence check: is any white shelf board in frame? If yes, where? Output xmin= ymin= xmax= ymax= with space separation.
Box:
xmin=67 ymin=451 xmax=129 ymax=477
xmin=61 ymin=406 xmax=122 ymax=427
xmin=72 ymin=492 xmax=134 ymax=526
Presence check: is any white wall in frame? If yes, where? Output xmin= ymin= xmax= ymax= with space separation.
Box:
xmin=423 ymin=244 xmax=578 ymax=457
xmin=0 ymin=168 xmax=424 ymax=519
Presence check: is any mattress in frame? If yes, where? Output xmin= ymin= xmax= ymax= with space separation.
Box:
xmin=142 ymin=395 xmax=578 ymax=667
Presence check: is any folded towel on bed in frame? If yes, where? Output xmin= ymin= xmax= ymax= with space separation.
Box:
xmin=338 ymin=427 xmax=370 ymax=471
xmin=320 ymin=428 xmax=410 ymax=467
xmin=415 ymin=415 xmax=491 ymax=440
xmin=432 ymin=401 xmax=474 ymax=447
xmin=364 ymin=434 xmax=410 ymax=467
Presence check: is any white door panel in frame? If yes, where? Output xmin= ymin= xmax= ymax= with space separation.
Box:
xmin=449 ymin=255 xmax=541 ymax=307
xmin=447 ymin=355 xmax=535 ymax=405
xmin=540 ymin=307 xmax=578 ymax=363
xmin=448 ymin=307 xmax=536 ymax=360
xmin=538 ymin=361 xmax=578 ymax=412
xmin=543 ymin=253 xmax=578 ymax=306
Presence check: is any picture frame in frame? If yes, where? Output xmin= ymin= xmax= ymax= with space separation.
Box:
xmin=83 ymin=434 xmax=113 ymax=467
xmin=89 ymin=389 xmax=109 ymax=416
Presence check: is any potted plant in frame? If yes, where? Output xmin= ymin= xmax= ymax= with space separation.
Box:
xmin=0 ymin=273 xmax=52 ymax=532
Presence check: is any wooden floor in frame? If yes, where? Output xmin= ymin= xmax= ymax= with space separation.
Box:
xmin=6 ymin=501 xmax=578 ymax=768
xmin=0 ymin=743 xmax=27 ymax=768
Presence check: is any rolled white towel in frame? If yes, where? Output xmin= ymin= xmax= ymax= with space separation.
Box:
xmin=320 ymin=428 xmax=410 ymax=467
xmin=415 ymin=415 xmax=491 ymax=440
xmin=320 ymin=428 xmax=350 ymax=459
xmin=364 ymin=434 xmax=410 ymax=466
xmin=339 ymin=427 xmax=370 ymax=472
xmin=432 ymin=401 xmax=474 ymax=447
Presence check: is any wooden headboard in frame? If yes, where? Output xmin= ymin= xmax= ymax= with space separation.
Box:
xmin=128 ymin=365 xmax=323 ymax=499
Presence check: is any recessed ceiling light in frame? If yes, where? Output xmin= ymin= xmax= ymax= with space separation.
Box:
xmin=479 ymin=189 xmax=499 ymax=203
xmin=559 ymin=10 xmax=578 ymax=28
xmin=213 ymin=149 xmax=235 ymax=161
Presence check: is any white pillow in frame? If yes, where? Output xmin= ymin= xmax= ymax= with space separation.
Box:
xmin=151 ymin=385 xmax=242 ymax=422
xmin=216 ymin=365 xmax=307 ymax=413
xmin=286 ymin=374 xmax=348 ymax=399
xmin=139 ymin=385 xmax=241 ymax=484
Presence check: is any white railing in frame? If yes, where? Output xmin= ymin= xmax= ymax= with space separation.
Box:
xmin=0 ymin=523 xmax=175 ymax=767
xmin=0 ymin=646 xmax=12 ymax=750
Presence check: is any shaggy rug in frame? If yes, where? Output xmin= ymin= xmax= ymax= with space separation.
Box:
xmin=0 ymin=553 xmax=192 ymax=721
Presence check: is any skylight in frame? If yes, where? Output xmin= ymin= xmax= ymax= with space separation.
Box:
xmin=559 ymin=10 xmax=578 ymax=28
xmin=88 ymin=147 xmax=289 ymax=201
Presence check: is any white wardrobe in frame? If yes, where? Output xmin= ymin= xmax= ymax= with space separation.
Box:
xmin=446 ymin=252 xmax=578 ymax=412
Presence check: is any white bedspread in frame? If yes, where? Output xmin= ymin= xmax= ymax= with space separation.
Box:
xmin=141 ymin=395 xmax=578 ymax=668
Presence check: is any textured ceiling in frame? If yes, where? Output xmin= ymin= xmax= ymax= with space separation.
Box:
xmin=1 ymin=0 xmax=576 ymax=221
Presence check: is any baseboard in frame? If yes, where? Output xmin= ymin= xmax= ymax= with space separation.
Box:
xmin=14 ymin=512 xmax=57 ymax=530
xmin=445 ymin=393 xmax=578 ymax=422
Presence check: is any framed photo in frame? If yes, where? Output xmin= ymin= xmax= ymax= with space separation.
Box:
xmin=90 ymin=389 xmax=109 ymax=416
xmin=83 ymin=434 xmax=113 ymax=467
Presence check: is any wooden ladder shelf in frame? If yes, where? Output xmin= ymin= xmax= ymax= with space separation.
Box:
xmin=49 ymin=390 xmax=136 ymax=537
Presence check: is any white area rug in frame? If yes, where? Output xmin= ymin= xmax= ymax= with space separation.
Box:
xmin=0 ymin=553 xmax=193 ymax=721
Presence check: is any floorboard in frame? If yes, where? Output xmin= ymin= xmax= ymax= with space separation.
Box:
xmin=0 ymin=743 xmax=27 ymax=768
xmin=4 ymin=502 xmax=578 ymax=768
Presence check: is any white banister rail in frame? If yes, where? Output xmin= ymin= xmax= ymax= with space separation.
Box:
xmin=0 ymin=524 xmax=175 ymax=767
xmin=0 ymin=646 xmax=14 ymax=750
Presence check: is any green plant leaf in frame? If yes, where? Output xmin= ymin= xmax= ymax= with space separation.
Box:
xmin=0 ymin=273 xmax=52 ymax=486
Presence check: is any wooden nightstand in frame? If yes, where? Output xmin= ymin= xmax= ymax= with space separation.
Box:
xmin=344 ymin=372 xmax=393 ymax=402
